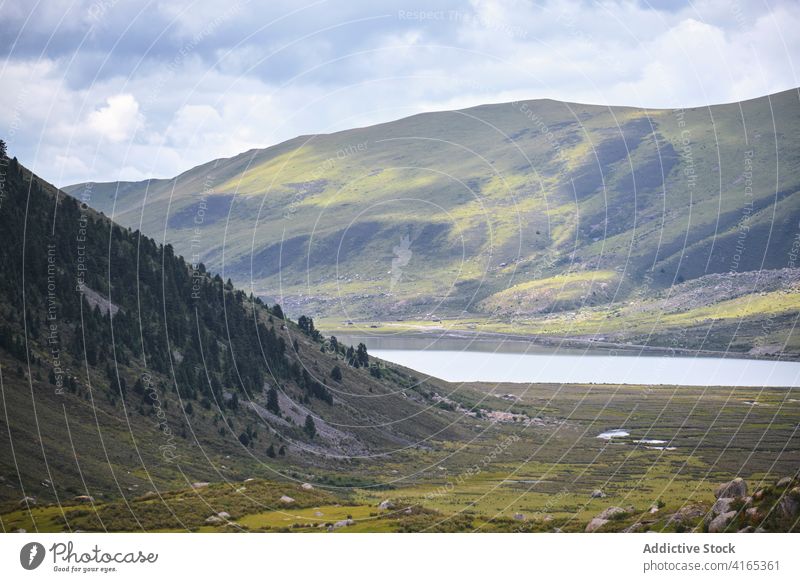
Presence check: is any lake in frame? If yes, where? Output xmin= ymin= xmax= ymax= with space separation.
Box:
xmin=339 ymin=335 xmax=800 ymax=387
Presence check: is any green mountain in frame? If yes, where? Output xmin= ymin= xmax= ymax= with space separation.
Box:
xmin=65 ymin=89 xmax=800 ymax=355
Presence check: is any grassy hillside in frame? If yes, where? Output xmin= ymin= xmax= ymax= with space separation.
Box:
xmin=0 ymin=157 xmax=477 ymax=511
xmin=64 ymin=89 xmax=800 ymax=354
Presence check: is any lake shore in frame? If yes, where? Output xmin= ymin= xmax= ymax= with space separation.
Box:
xmin=328 ymin=325 xmax=798 ymax=362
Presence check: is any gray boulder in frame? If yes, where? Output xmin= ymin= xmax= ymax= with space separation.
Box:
xmin=745 ymin=507 xmax=762 ymax=520
xmin=778 ymin=487 xmax=800 ymax=519
xmin=597 ymin=506 xmax=627 ymax=520
xmin=585 ymin=518 xmax=609 ymax=532
xmin=668 ymin=504 xmax=705 ymax=525
xmin=776 ymin=477 xmax=793 ymax=488
xmin=590 ymin=489 xmax=606 ymax=499
xmin=708 ymin=510 xmax=737 ymax=533
xmin=711 ymin=497 xmax=734 ymax=516
xmin=714 ymin=477 xmax=747 ymax=499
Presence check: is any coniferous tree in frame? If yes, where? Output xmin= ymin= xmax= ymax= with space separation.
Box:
xmin=304 ymin=414 xmax=316 ymax=439
xmin=266 ymin=386 xmax=280 ymax=414
xmin=331 ymin=365 xmax=342 ymax=382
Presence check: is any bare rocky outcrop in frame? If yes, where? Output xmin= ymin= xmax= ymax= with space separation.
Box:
xmin=248 ymin=390 xmax=368 ymax=456
xmin=81 ymin=286 xmax=121 ymax=316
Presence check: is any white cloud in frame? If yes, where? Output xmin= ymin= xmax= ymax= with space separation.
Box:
xmin=87 ymin=94 xmax=143 ymax=142
xmin=0 ymin=0 xmax=797 ymax=185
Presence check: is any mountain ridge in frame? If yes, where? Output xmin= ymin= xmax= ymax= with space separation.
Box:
xmin=64 ymin=87 xmax=800 ymax=355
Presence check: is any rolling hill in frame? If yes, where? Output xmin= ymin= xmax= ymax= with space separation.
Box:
xmin=64 ymin=88 xmax=800 ymax=355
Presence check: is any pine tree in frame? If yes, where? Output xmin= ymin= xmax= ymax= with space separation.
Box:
xmin=356 ymin=343 xmax=369 ymax=367
xmin=304 ymin=414 xmax=316 ymax=439
xmin=266 ymin=386 xmax=280 ymax=414
xmin=331 ymin=365 xmax=342 ymax=382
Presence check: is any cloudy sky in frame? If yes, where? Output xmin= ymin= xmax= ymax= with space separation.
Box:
xmin=1 ymin=0 xmax=798 ymax=186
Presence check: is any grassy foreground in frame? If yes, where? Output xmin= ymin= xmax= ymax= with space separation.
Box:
xmin=4 ymin=381 xmax=798 ymax=533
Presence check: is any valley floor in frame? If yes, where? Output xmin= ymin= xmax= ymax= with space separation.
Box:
xmin=4 ymin=381 xmax=799 ymax=533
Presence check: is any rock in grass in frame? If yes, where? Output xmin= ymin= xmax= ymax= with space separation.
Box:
xmin=378 ymin=499 xmax=395 ymax=510
xmin=708 ymin=511 xmax=737 ymax=533
xmin=711 ymin=497 xmax=734 ymax=516
xmin=714 ymin=477 xmax=747 ymax=499
xmin=667 ymin=504 xmax=705 ymax=525
xmin=590 ymin=489 xmax=606 ymax=499
xmin=205 ymin=515 xmax=223 ymax=524
xmin=301 ymin=483 xmax=314 ymax=490
xmin=585 ymin=518 xmax=609 ymax=532
xmin=17 ymin=496 xmax=36 ymax=507
xmin=73 ymin=495 xmax=95 ymax=503
xmin=192 ymin=482 xmax=209 ymax=489
xmin=597 ymin=506 xmax=628 ymax=520
xmin=778 ymin=487 xmax=800 ymax=519
xmin=745 ymin=507 xmax=761 ymax=520
xmin=279 ymin=495 xmax=295 ymax=504
xmin=776 ymin=476 xmax=793 ymax=488
xmin=217 ymin=511 xmax=231 ymax=519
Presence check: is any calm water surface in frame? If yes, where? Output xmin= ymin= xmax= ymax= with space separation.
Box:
xmin=341 ymin=335 xmax=800 ymax=387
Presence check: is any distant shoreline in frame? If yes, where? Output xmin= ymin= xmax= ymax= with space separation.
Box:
xmin=327 ymin=326 xmax=800 ymax=362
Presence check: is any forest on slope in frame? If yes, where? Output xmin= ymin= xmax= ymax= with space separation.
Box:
xmin=0 ymin=149 xmax=470 ymax=507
